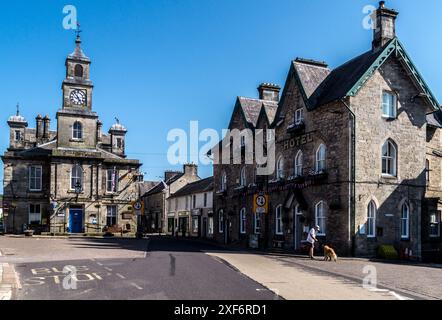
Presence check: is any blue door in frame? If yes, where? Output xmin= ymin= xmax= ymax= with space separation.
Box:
xmin=69 ymin=208 xmax=83 ymax=233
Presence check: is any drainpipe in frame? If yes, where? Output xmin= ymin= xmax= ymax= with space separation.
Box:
xmin=340 ymin=98 xmax=356 ymax=256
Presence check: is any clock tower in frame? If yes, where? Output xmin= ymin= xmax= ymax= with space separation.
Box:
xmin=57 ymin=35 xmax=98 ymax=149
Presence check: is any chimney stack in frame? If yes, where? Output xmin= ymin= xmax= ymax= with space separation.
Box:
xmin=372 ymin=1 xmax=399 ymax=51
xmin=35 ymin=115 xmax=43 ymax=140
xmin=258 ymin=83 xmax=280 ymax=102
xmin=183 ymin=164 xmax=198 ymax=177
xmin=97 ymin=120 xmax=103 ymax=142
xmin=43 ymin=115 xmax=50 ymax=140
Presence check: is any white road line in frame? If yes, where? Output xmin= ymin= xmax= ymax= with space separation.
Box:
xmin=143 ymin=252 xmax=147 ymax=258
xmin=130 ymin=282 xmax=143 ymax=290
xmin=116 ymin=273 xmax=126 ymax=279
xmin=104 ymin=267 xmax=113 ymax=272
xmin=96 ymin=262 xmax=103 ymax=266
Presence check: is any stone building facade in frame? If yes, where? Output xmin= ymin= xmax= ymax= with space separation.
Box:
xmin=2 ymin=35 xmax=143 ymax=235
xmin=213 ymin=2 xmax=442 ymax=260
xmin=141 ymin=164 xmax=200 ymax=234
xmin=167 ymin=177 xmax=214 ymax=238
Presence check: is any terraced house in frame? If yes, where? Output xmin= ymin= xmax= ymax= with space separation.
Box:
xmin=213 ymin=2 xmax=442 ymax=261
xmin=2 ymin=35 xmax=142 ymax=235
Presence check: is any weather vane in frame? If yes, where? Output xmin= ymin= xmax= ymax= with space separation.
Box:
xmin=75 ymin=22 xmax=82 ymax=38
xmin=115 ymin=117 xmax=120 ymax=124
xmin=16 ymin=103 xmax=20 ymax=116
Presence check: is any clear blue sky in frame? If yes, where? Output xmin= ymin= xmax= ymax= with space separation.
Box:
xmin=1 ymin=0 xmax=441 ymax=190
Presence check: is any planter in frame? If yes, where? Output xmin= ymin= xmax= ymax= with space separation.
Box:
xmin=24 ymin=230 xmax=34 ymax=237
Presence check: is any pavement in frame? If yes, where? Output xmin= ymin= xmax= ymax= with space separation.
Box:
xmin=1 ymin=235 xmax=441 ymax=300
xmin=0 ymin=249 xmax=20 ymax=300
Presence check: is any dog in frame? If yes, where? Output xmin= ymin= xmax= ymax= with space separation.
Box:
xmin=323 ymin=245 xmax=338 ymax=262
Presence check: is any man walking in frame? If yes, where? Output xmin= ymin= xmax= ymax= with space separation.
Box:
xmin=307 ymin=225 xmax=320 ymax=260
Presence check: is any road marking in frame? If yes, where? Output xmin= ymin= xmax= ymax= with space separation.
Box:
xmin=130 ymin=282 xmax=143 ymax=290
xmin=96 ymin=262 xmax=103 ymax=266
xmin=143 ymin=252 xmax=147 ymax=258
xmin=116 ymin=273 xmax=126 ymax=279
xmin=104 ymin=267 xmax=113 ymax=272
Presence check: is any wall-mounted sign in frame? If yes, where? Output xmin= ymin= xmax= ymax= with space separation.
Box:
xmin=282 ymin=132 xmax=314 ymax=150
xmin=253 ymin=192 xmax=268 ymax=215
xmin=122 ymin=212 xmax=133 ymax=220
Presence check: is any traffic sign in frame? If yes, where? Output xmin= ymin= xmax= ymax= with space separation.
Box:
xmin=131 ymin=201 xmax=145 ymax=215
xmin=253 ymin=193 xmax=269 ymax=214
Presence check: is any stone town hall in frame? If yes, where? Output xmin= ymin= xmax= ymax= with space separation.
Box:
xmin=1 ymin=35 xmax=142 ymax=234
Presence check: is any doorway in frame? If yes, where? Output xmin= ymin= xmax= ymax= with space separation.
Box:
xmin=69 ymin=206 xmax=84 ymax=234
xmin=293 ymin=205 xmax=304 ymax=251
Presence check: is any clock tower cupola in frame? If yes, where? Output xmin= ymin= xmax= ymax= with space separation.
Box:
xmin=62 ymin=34 xmax=94 ymax=110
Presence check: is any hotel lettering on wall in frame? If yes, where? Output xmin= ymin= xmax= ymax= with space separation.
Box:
xmin=282 ymin=132 xmax=314 ymax=150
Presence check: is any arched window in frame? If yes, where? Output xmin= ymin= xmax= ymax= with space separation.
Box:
xmin=276 ymin=156 xmax=284 ymax=180
xmin=367 ymin=201 xmax=377 ymax=238
xmin=74 ymin=64 xmax=84 ymax=78
xmin=316 ymin=144 xmax=326 ymax=172
xmin=275 ymin=205 xmax=283 ymax=235
xmin=71 ymin=165 xmax=83 ymax=191
xmin=315 ymin=201 xmax=326 ymax=235
xmin=221 ymin=171 xmax=227 ymax=191
xmin=240 ymin=167 xmax=246 ymax=187
xmin=254 ymin=212 xmax=262 ymax=234
xmin=294 ymin=150 xmax=303 ymax=177
xmin=240 ymin=208 xmax=246 ymax=234
xmin=401 ymin=203 xmax=410 ymax=239
xmin=218 ymin=210 xmax=224 ymax=234
xmin=382 ymin=140 xmax=397 ymax=176
xmin=72 ymin=121 xmax=83 ymax=140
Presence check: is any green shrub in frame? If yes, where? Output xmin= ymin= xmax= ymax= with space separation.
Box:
xmin=378 ymin=245 xmax=399 ymax=260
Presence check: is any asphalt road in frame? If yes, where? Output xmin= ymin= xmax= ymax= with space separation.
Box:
xmin=1 ymin=237 xmax=277 ymax=300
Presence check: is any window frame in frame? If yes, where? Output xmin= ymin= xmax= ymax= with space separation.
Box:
xmin=15 ymin=130 xmax=22 ymax=142
xmin=72 ymin=121 xmax=83 ymax=140
xmin=29 ymin=165 xmax=43 ymax=192
xmin=294 ymin=150 xmax=303 ymax=177
xmin=429 ymin=212 xmax=441 ymax=238
xmin=218 ymin=210 xmax=224 ymax=234
xmin=315 ymin=201 xmax=326 ymax=236
xmin=316 ymin=144 xmax=326 ymax=173
xmin=254 ymin=212 xmax=262 ymax=235
xmin=204 ymin=193 xmax=208 ymax=207
xmin=382 ymin=91 xmax=397 ymax=119
xmin=29 ymin=204 xmax=42 ymax=225
xmin=70 ymin=164 xmax=83 ymax=191
xmin=275 ymin=205 xmax=283 ymax=235
xmin=367 ymin=201 xmax=377 ymax=238
xmin=240 ymin=208 xmax=246 ymax=234
xmin=401 ymin=203 xmax=410 ymax=240
xmin=240 ymin=167 xmax=247 ymax=187
xmin=74 ymin=64 xmax=84 ymax=78
xmin=382 ymin=140 xmax=397 ymax=177
xmin=221 ymin=172 xmax=227 ymax=191
xmin=106 ymin=168 xmax=119 ymax=193
xmin=276 ymin=156 xmax=284 ymax=180
xmin=295 ymin=108 xmax=304 ymax=125
xmin=106 ymin=205 xmax=118 ymax=227
xmin=208 ymin=217 xmax=214 ymax=235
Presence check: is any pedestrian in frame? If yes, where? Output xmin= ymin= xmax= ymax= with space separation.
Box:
xmin=306 ymin=225 xmax=320 ymax=260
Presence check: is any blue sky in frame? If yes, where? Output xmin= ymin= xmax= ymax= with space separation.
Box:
xmin=0 ymin=0 xmax=441 ymax=190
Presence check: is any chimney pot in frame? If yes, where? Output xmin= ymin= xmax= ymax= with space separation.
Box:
xmin=258 ymin=83 xmax=280 ymax=102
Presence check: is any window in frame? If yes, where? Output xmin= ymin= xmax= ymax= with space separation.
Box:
xmin=401 ymin=203 xmax=410 ymax=239
xmin=254 ymin=212 xmax=262 ymax=234
xmin=106 ymin=205 xmax=117 ymax=227
xmin=208 ymin=217 xmax=214 ymax=235
xmin=294 ymin=150 xmax=303 ymax=177
xmin=72 ymin=121 xmax=83 ymax=140
xmin=74 ymin=64 xmax=84 ymax=78
xmin=315 ymin=201 xmax=326 ymax=235
xmin=71 ymin=165 xmax=83 ymax=191
xmin=240 ymin=167 xmax=246 ymax=187
xmin=275 ymin=205 xmax=283 ymax=235
xmin=295 ymin=108 xmax=304 ymax=125
xmin=218 ymin=210 xmax=224 ymax=233
xmin=29 ymin=204 xmax=41 ymax=225
xmin=382 ymin=91 xmax=397 ymax=119
xmin=29 ymin=166 xmax=42 ymax=191
xmin=367 ymin=201 xmax=377 ymax=238
xmin=116 ymin=138 xmax=123 ymax=149
xmin=382 ymin=140 xmax=397 ymax=176
xmin=240 ymin=208 xmax=246 ymax=234
xmin=185 ymin=196 xmax=189 ymax=210
xmin=192 ymin=216 xmax=199 ymax=233
xmin=15 ymin=130 xmax=22 ymax=142
xmin=430 ymin=212 xmax=440 ymax=237
xmin=106 ymin=169 xmax=118 ymax=193
xmin=240 ymin=135 xmax=246 ymax=147
xmin=316 ymin=144 xmax=326 ymax=172
xmin=204 ymin=193 xmax=208 ymax=207
xmin=221 ymin=172 xmax=227 ymax=191
xmin=192 ymin=195 xmax=196 ymax=209
xmin=266 ymin=128 xmax=273 ymax=142
xmin=276 ymin=156 xmax=284 ymax=180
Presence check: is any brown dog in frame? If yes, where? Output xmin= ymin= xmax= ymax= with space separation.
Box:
xmin=323 ymin=245 xmax=338 ymax=262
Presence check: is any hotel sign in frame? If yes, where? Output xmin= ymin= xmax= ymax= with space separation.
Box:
xmin=282 ymin=132 xmax=314 ymax=151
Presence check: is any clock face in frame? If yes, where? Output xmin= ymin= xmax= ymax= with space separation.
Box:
xmin=69 ymin=90 xmax=86 ymax=106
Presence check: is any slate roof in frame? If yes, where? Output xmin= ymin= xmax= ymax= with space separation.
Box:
xmin=165 ymin=173 xmax=185 ymax=185
xmin=293 ymin=59 xmax=331 ymax=99
xmin=237 ymin=97 xmax=278 ymax=127
xmin=142 ymin=181 xmax=167 ymax=197
xmin=169 ymin=177 xmax=213 ymax=199
xmin=139 ymin=181 xmax=161 ymax=196
xmin=427 ymin=110 xmax=442 ymax=128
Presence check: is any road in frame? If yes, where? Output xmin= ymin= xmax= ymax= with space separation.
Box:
xmin=0 ymin=236 xmax=277 ymax=300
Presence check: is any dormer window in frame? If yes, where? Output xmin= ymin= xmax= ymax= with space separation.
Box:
xmin=74 ymin=64 xmax=84 ymax=78
xmin=15 ymin=130 xmax=23 ymax=142
xmin=295 ymin=108 xmax=304 ymax=125
xmin=116 ymin=138 xmax=123 ymax=149
xmin=382 ymin=91 xmax=397 ymax=119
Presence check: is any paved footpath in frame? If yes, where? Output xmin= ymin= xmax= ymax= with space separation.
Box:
xmin=0 ymin=249 xmax=20 ymax=300
xmin=206 ymin=251 xmax=433 ymax=300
